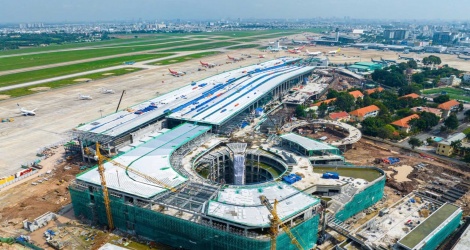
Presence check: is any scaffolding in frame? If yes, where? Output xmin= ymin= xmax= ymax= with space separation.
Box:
xmin=69 ymin=184 xmax=320 ymax=250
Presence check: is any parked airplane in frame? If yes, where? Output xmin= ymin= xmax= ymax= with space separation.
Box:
xmin=168 ymin=68 xmax=185 ymax=77
xmin=101 ymin=88 xmax=115 ymax=94
xmin=287 ymin=49 xmax=301 ymax=54
xmin=78 ymin=94 xmax=93 ymax=100
xmin=200 ymin=61 xmax=216 ymax=68
xmin=258 ymin=54 xmax=266 ymax=58
xmin=293 ymin=45 xmax=305 ymax=51
xmin=458 ymin=54 xmax=470 ymax=61
xmin=227 ymin=55 xmax=243 ymax=62
xmin=292 ymin=39 xmax=310 ymax=45
xmin=328 ymin=48 xmax=341 ymax=54
xmin=398 ymin=55 xmax=421 ymax=62
xmin=305 ymin=49 xmax=323 ymax=56
xmin=381 ymin=57 xmax=397 ymax=64
xmin=17 ymin=104 xmax=37 ymax=116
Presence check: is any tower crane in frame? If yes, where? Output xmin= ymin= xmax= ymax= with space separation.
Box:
xmin=84 ymin=142 xmax=178 ymax=230
xmin=259 ymin=195 xmax=304 ymax=250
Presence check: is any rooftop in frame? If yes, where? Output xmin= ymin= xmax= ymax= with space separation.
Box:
xmin=349 ymin=90 xmax=364 ymax=99
xmin=437 ymin=99 xmax=460 ymax=110
xmin=391 ymin=114 xmax=420 ymax=128
xmin=410 ymin=106 xmax=442 ymax=116
xmin=398 ymin=203 xmax=460 ymax=249
xmin=399 ymin=93 xmax=421 ymax=99
xmin=168 ymin=59 xmax=313 ymax=125
xmin=349 ymin=105 xmax=380 ymax=117
xmin=207 ymin=183 xmax=319 ymax=227
xmin=77 ymin=123 xmax=211 ymax=198
xmin=312 ymin=98 xmax=336 ymax=107
xmin=329 ymin=111 xmax=350 ymax=120
xmin=439 ymin=132 xmax=467 ymax=146
xmin=280 ymin=133 xmax=338 ymax=152
xmin=364 ymin=87 xmax=384 ymax=95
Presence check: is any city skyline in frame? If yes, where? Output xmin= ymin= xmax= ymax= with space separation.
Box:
xmin=1 ymin=0 xmax=470 ymax=23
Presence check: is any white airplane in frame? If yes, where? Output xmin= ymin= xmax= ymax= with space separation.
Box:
xmin=258 ymin=54 xmax=266 ymax=58
xmin=200 ymin=61 xmax=216 ymax=68
xmin=168 ymin=68 xmax=185 ymax=77
xmin=17 ymin=104 xmax=37 ymax=116
xmin=78 ymin=94 xmax=93 ymax=100
xmin=227 ymin=55 xmax=243 ymax=62
xmin=328 ymin=48 xmax=341 ymax=54
xmin=101 ymin=88 xmax=115 ymax=94
xmin=305 ymin=49 xmax=323 ymax=56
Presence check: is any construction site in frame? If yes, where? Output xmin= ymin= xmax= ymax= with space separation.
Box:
xmin=1 ymin=45 xmax=469 ymax=250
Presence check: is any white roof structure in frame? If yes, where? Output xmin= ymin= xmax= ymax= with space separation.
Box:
xmin=207 ymin=183 xmax=319 ymax=227
xmin=280 ymin=133 xmax=338 ymax=151
xmin=77 ymin=123 xmax=211 ymax=198
xmin=76 ymin=57 xmax=308 ymax=136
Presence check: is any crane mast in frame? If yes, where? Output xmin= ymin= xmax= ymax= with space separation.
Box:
xmin=259 ymin=195 xmax=304 ymax=250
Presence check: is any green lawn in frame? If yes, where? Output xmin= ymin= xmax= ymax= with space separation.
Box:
xmin=0 ymin=39 xmax=204 ymax=71
xmin=163 ymin=41 xmax=239 ymax=52
xmin=0 ymin=53 xmax=173 ymax=88
xmin=0 ymin=68 xmax=142 ymax=98
xmin=227 ymin=44 xmax=260 ymax=50
xmin=149 ymin=52 xmax=220 ymax=65
xmin=422 ymin=87 xmax=470 ymax=102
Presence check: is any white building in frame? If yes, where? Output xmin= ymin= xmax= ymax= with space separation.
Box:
xmin=439 ymin=75 xmax=462 ymax=86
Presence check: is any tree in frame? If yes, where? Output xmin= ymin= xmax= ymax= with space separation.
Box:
xmin=327 ymin=89 xmax=339 ymax=99
xmin=399 ymin=85 xmax=421 ymax=96
xmin=464 ymin=154 xmax=470 ymax=163
xmin=318 ymin=103 xmax=328 ymax=118
xmin=444 ymin=114 xmax=459 ymax=130
xmin=407 ymin=60 xmax=418 ymax=69
xmin=295 ymin=105 xmax=306 ymax=118
xmin=465 ymin=109 xmax=470 ymax=121
xmin=334 ymin=92 xmax=356 ymax=112
xmin=433 ymin=95 xmax=450 ymax=104
xmin=378 ymin=125 xmax=396 ymax=140
xmin=458 ymin=103 xmax=464 ymax=112
xmin=416 ymin=112 xmax=440 ymax=130
xmin=412 ymin=73 xmax=425 ymax=84
xmin=408 ymin=137 xmax=423 ymax=149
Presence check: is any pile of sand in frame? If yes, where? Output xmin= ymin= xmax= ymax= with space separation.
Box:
xmin=0 ymin=94 xmax=10 ymax=100
xmin=393 ymin=165 xmax=413 ymax=183
xmin=169 ymin=59 xmax=178 ymax=62
xmin=29 ymin=87 xmax=51 ymax=91
xmin=102 ymin=73 xmax=115 ymax=76
xmin=125 ymin=69 xmax=135 ymax=71
xmin=73 ymin=78 xmax=92 ymax=82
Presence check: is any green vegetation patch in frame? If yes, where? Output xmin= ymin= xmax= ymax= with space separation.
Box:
xmin=422 ymin=87 xmax=470 ymax=102
xmin=227 ymin=44 xmax=260 ymax=50
xmin=0 ymin=53 xmax=173 ymax=88
xmin=0 ymin=68 xmax=142 ymax=98
xmin=163 ymin=41 xmax=239 ymax=52
xmin=0 ymin=40 xmax=204 ymax=71
xmin=149 ymin=52 xmax=220 ymax=65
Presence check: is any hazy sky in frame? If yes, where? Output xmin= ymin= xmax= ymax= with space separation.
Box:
xmin=1 ymin=0 xmax=469 ymax=23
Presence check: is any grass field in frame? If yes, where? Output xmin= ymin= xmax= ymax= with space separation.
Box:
xmin=0 ymin=39 xmax=205 ymax=71
xmin=163 ymin=41 xmax=239 ymax=52
xmin=0 ymin=53 xmax=173 ymax=88
xmin=226 ymin=44 xmax=260 ymax=50
xmin=422 ymin=87 xmax=470 ymax=102
xmin=149 ymin=52 xmax=220 ymax=65
xmin=0 ymin=68 xmax=142 ymax=98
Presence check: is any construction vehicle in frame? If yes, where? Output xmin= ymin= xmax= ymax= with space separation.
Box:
xmin=84 ymin=142 xmax=179 ymax=230
xmin=259 ymin=195 xmax=304 ymax=250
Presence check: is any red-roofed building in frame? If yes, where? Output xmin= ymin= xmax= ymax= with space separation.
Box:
xmin=411 ymin=106 xmax=443 ymax=119
xmin=399 ymin=93 xmax=420 ymax=99
xmin=364 ymin=87 xmax=384 ymax=95
xmin=349 ymin=90 xmax=364 ymax=100
xmin=328 ymin=111 xmax=350 ymax=122
xmin=312 ymin=98 xmax=336 ymax=107
xmin=349 ymin=105 xmax=380 ymax=121
xmin=391 ymin=114 xmax=420 ymax=133
xmin=437 ymin=100 xmax=460 ymax=118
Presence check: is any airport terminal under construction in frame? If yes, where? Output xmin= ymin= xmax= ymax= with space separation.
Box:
xmin=67 ymin=57 xmax=462 ymax=250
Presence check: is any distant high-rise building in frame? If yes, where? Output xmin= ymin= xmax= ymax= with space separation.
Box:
xmin=383 ymin=29 xmax=409 ymax=40
xmin=433 ymin=31 xmax=458 ymax=45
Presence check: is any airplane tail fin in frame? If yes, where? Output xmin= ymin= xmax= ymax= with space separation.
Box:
xmin=337 ymin=48 xmax=341 ymax=52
